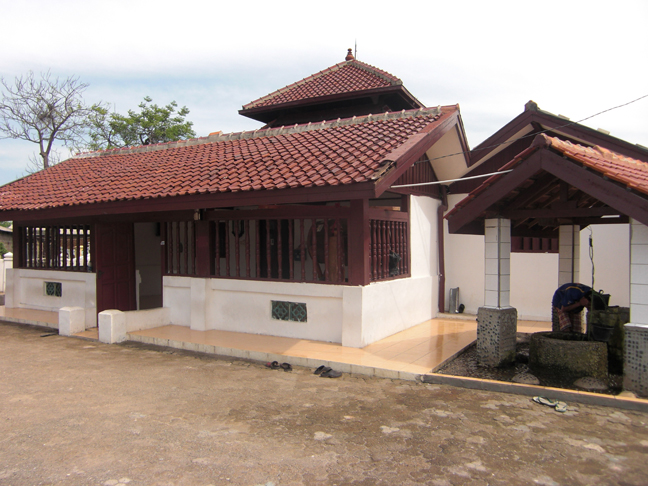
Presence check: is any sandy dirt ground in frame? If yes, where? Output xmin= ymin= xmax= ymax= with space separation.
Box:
xmin=1 ymin=322 xmax=648 ymax=486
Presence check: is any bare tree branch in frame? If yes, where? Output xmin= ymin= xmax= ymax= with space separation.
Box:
xmin=0 ymin=71 xmax=99 ymax=169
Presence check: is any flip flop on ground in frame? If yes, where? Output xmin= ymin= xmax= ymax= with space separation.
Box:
xmin=320 ymin=369 xmax=342 ymax=378
xmin=314 ymin=366 xmax=330 ymax=375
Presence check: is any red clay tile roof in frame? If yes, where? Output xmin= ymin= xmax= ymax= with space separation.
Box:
xmin=445 ymin=134 xmax=648 ymax=218
xmin=242 ymin=60 xmax=403 ymax=110
xmin=0 ymin=106 xmax=458 ymax=212
xmin=543 ymin=135 xmax=648 ymax=194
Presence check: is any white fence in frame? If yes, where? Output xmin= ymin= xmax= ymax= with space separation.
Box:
xmin=0 ymin=253 xmax=13 ymax=294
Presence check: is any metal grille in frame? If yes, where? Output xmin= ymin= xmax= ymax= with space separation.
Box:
xmin=44 ymin=281 xmax=62 ymax=297
xmin=271 ymin=300 xmax=307 ymax=322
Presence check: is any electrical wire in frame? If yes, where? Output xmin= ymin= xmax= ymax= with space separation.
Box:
xmin=424 ymin=94 xmax=648 ymax=166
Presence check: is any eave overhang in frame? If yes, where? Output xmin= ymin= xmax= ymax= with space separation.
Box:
xmin=239 ymin=84 xmax=423 ymax=123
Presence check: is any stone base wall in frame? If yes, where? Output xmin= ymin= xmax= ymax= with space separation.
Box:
xmin=624 ymin=323 xmax=648 ymax=397
xmin=529 ymin=332 xmax=608 ymax=380
xmin=477 ymin=307 xmax=517 ymax=367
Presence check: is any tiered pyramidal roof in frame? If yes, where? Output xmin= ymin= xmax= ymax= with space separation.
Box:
xmin=239 ymin=49 xmax=424 ymax=127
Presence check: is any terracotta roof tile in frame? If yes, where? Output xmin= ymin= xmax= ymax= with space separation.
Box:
xmin=242 ymin=60 xmax=401 ymax=110
xmin=0 ymin=107 xmax=458 ymax=212
xmin=543 ymin=136 xmax=648 ymax=194
xmin=446 ymin=134 xmax=648 ymax=218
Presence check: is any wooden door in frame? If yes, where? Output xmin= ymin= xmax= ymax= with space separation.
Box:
xmin=95 ymin=223 xmax=136 ymax=313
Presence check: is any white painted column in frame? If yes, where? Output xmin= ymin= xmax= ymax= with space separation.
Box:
xmin=559 ymin=225 xmax=580 ymax=285
xmin=630 ymin=219 xmax=648 ymax=324
xmin=625 ymin=219 xmax=648 ymax=396
xmin=484 ymin=218 xmax=511 ymax=308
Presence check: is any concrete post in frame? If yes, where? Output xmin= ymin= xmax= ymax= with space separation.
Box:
xmin=558 ymin=225 xmax=580 ymax=285
xmin=478 ymin=218 xmax=517 ymax=366
xmin=59 ymin=307 xmax=85 ymax=336
xmin=98 ymin=309 xmax=127 ymax=344
xmin=625 ymin=219 xmax=648 ymax=396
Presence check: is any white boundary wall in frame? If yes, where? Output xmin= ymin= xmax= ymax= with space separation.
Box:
xmin=0 ymin=253 xmax=12 ymax=293
xmin=5 ymin=268 xmax=97 ymax=328
xmin=162 ymin=196 xmax=440 ymax=347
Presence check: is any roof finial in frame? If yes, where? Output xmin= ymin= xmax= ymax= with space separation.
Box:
xmin=345 ymin=48 xmax=355 ymax=61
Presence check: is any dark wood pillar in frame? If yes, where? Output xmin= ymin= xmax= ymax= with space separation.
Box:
xmin=194 ymin=220 xmax=212 ymax=278
xmin=12 ymin=225 xmax=21 ymax=267
xmin=348 ymin=199 xmax=371 ymax=286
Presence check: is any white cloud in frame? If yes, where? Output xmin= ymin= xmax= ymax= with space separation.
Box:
xmin=0 ymin=0 xmax=647 ymax=184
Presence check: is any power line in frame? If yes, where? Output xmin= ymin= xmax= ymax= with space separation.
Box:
xmin=426 ymin=94 xmax=648 ymax=166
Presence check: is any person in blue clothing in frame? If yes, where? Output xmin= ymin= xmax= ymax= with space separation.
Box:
xmin=552 ymin=283 xmax=592 ymax=333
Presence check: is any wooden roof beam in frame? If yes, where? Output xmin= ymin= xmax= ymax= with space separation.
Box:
xmin=447 ymin=153 xmax=544 ymax=234
xmin=542 ymin=151 xmax=648 ymax=226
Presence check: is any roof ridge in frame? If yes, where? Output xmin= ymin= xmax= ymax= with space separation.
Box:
xmin=242 ymin=61 xmax=348 ymax=110
xmin=348 ymin=59 xmax=401 ymax=86
xmin=73 ymin=106 xmax=446 ymax=159
xmin=242 ymin=59 xmax=402 ymax=110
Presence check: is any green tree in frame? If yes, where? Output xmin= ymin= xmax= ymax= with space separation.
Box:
xmin=0 ymin=71 xmax=99 ymax=170
xmin=87 ymin=97 xmax=196 ymax=150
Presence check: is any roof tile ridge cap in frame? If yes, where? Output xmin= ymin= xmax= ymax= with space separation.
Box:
xmin=370 ymin=113 xmax=444 ymax=180
xmin=242 ymin=62 xmax=347 ymax=109
xmin=78 ymin=136 xmax=213 ymax=157
xmin=530 ymin=133 xmax=554 ymax=149
xmin=350 ymin=60 xmax=402 ymax=86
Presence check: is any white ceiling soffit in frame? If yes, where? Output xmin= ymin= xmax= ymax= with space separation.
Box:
xmin=426 ymin=128 xmax=469 ymax=183
xmin=470 ymin=124 xmax=535 ymax=172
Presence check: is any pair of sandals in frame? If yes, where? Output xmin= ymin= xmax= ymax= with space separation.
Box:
xmin=266 ymin=361 xmax=292 ymax=371
xmin=532 ymin=396 xmax=567 ymax=413
xmin=314 ymin=365 xmax=342 ymax=378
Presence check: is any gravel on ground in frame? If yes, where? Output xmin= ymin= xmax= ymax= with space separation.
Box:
xmin=1 ymin=322 xmax=647 ymax=486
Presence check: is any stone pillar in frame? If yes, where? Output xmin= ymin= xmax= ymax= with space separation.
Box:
xmin=59 ymin=307 xmax=85 ymax=336
xmin=478 ymin=218 xmax=517 ymax=366
xmin=558 ymin=225 xmax=580 ymax=285
xmin=625 ymin=219 xmax=648 ymax=396
xmin=98 ymin=309 xmax=126 ymax=344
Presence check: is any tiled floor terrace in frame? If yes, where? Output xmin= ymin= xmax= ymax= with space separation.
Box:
xmin=0 ymin=306 xmax=550 ymax=380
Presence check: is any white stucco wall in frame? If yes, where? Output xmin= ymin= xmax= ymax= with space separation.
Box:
xmin=444 ymin=194 xmax=485 ymax=315
xmin=510 ymin=253 xmax=558 ymax=320
xmin=163 ymin=276 xmax=192 ymax=326
xmin=163 ymin=275 xmax=344 ymax=341
xmin=5 ymin=268 xmax=97 ymax=328
xmin=444 ymin=196 xmax=631 ymax=319
xmin=579 ymin=224 xmax=629 ymax=307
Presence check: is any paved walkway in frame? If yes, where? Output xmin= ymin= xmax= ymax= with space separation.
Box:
xmin=0 ymin=306 xmax=550 ymax=379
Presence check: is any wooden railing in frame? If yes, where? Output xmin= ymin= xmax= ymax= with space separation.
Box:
xmin=17 ymin=225 xmax=92 ymax=272
xmin=369 ymin=212 xmax=409 ymax=281
xmin=164 ymin=221 xmax=196 ymax=276
xmin=211 ymin=217 xmax=347 ymax=283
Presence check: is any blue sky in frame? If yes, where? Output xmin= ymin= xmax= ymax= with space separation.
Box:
xmin=1 ymin=0 xmax=647 ymax=186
